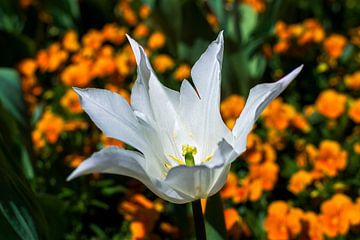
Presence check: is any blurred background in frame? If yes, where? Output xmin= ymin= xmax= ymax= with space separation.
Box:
xmin=0 ymin=0 xmax=359 ymax=239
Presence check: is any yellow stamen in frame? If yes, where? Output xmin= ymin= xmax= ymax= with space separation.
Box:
xmin=201 ymin=155 xmax=212 ymax=163
xmin=164 ymin=163 xmax=172 ymax=169
xmin=168 ymin=154 xmax=185 ymax=165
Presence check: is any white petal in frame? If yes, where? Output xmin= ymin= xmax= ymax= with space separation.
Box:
xmin=67 ymin=147 xmax=192 ymax=204
xmin=126 ymin=35 xmax=179 ymax=123
xmin=232 ymin=65 xmax=303 ymax=154
xmin=180 ymin=31 xmax=230 ymax=161
xmin=165 ymin=163 xmax=230 ymax=200
xmin=74 ymin=87 xmax=146 ymax=151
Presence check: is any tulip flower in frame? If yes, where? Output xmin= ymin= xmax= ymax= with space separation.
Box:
xmin=67 ymin=31 xmax=302 ymax=205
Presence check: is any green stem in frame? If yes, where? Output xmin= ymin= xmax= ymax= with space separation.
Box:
xmin=192 ymin=200 xmax=207 ymax=240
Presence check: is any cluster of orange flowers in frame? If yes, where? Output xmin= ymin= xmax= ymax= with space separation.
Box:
xmin=221 ymin=133 xmax=279 ymax=203
xmin=289 ymin=140 xmax=348 ymax=194
xmin=274 ymin=19 xmax=325 ymax=53
xmin=118 ymin=194 xmax=180 ymax=240
xmin=264 ymin=194 xmax=360 ymax=240
xmin=274 ymin=19 xmax=349 ymax=61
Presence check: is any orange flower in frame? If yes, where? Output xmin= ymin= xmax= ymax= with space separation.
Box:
xmin=323 ymin=34 xmax=347 ymax=59
xmin=117 ymin=1 xmax=137 ymax=26
xmin=173 ymin=64 xmax=191 ymax=81
xmin=63 ymin=30 xmax=80 ymax=52
xmin=63 ymin=120 xmax=89 ymax=131
xmin=315 ymin=89 xmax=347 ymax=119
xmin=224 ymin=208 xmax=243 ymax=239
xmin=264 ymin=201 xmax=304 ymax=240
xmin=152 ymin=54 xmax=175 ymax=73
xmin=139 ymin=4 xmax=151 ymax=19
xmin=32 ymin=129 xmax=45 ymax=150
xmin=35 ymin=110 xmax=64 ymax=144
xmin=18 ymin=58 xmax=37 ymax=77
xmin=65 ymin=154 xmax=85 ymax=168
xmin=133 ymin=23 xmax=149 ymax=38
xmin=291 ymin=113 xmax=311 ymax=132
xmin=348 ymin=99 xmax=360 ymax=123
xmin=288 ymin=170 xmax=313 ymax=194
xmin=147 ymin=32 xmax=166 ymax=50
xmin=312 ymin=140 xmax=347 ymax=177
xmin=61 ymin=63 xmax=92 ymax=87
xmin=345 ymin=71 xmax=360 ymax=90
xmin=319 ymin=194 xmax=353 ymax=238
xmin=242 ymin=0 xmax=266 ymax=13
xmin=102 ymin=24 xmax=126 ymax=45
xmin=36 ymin=43 xmax=68 ymax=72
xmin=302 ymin=212 xmax=324 ymax=240
xmin=220 ymin=95 xmax=245 ymax=129
xmin=60 ymin=89 xmax=83 ymax=113
xmin=262 ymin=98 xmax=296 ymax=130
xmin=118 ymin=194 xmax=162 ymax=240
xmin=82 ymin=29 xmax=104 ymax=50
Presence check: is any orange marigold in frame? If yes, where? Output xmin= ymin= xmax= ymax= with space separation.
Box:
xmin=264 ymin=201 xmax=304 ymax=240
xmin=323 ymin=34 xmax=347 ymax=59
xmin=61 ymin=63 xmax=92 ymax=87
xmin=348 ymin=99 xmax=360 ymax=123
xmin=63 ymin=30 xmax=80 ymax=52
xmin=315 ymin=89 xmax=347 ymax=119
xmin=133 ymin=23 xmax=149 ymax=38
xmin=220 ymin=95 xmax=245 ymax=129
xmin=262 ymin=98 xmax=296 ymax=130
xmin=313 ymin=140 xmax=347 ymax=177
xmin=35 ymin=110 xmax=64 ymax=144
xmin=173 ymin=64 xmax=191 ymax=81
xmin=288 ymin=170 xmax=313 ymax=194
xmin=345 ymin=71 xmax=360 ymax=90
xmin=18 ymin=58 xmax=37 ymax=77
xmin=60 ymin=89 xmax=83 ymax=113
xmin=147 ymin=32 xmax=166 ymax=50
xmin=152 ymin=54 xmax=175 ymax=73
xmin=319 ymin=194 xmax=353 ymax=238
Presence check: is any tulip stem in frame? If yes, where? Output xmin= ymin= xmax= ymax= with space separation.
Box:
xmin=192 ymin=200 xmax=207 ymax=240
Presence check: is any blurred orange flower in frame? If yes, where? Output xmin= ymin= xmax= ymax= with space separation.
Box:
xmin=264 ymin=201 xmax=303 ymax=240
xmin=323 ymin=34 xmax=347 ymax=59
xmin=348 ymin=99 xmax=360 ymax=123
xmin=288 ymin=170 xmax=313 ymax=194
xmin=319 ymin=194 xmax=353 ymax=238
xmin=262 ymin=98 xmax=296 ymax=130
xmin=220 ymin=95 xmax=245 ymax=129
xmin=35 ymin=110 xmax=64 ymax=144
xmin=60 ymin=89 xmax=83 ymax=113
xmin=312 ymin=140 xmax=347 ymax=177
xmin=345 ymin=71 xmax=360 ymax=90
xmin=152 ymin=54 xmax=174 ymax=73
xmin=63 ymin=30 xmax=80 ymax=52
xmin=147 ymin=32 xmax=166 ymax=50
xmin=315 ymin=89 xmax=347 ymax=119
xmin=61 ymin=63 xmax=92 ymax=87
xmin=173 ymin=64 xmax=191 ymax=81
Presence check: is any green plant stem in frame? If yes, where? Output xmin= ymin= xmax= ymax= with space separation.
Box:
xmin=192 ymin=200 xmax=207 ymax=240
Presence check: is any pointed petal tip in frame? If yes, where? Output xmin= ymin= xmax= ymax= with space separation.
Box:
xmin=66 ymin=170 xmax=78 ymax=181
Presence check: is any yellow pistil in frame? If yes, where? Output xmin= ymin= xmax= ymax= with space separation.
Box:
xmin=182 ymin=144 xmax=197 ymax=166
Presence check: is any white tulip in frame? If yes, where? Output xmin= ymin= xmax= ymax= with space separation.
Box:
xmin=67 ymin=32 xmax=303 ymax=204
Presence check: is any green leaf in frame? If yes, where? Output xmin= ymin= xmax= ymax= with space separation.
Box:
xmin=238 ymin=4 xmax=258 ymax=43
xmin=207 ymin=0 xmax=225 ymax=25
xmin=0 ymin=68 xmax=26 ymax=126
xmin=0 ymin=202 xmax=38 ymax=240
xmin=205 ymin=193 xmax=227 ymax=240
